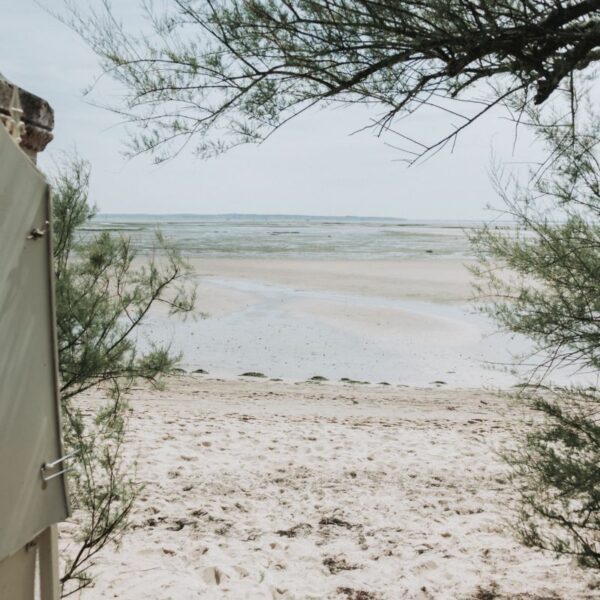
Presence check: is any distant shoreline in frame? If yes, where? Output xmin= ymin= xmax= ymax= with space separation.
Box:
xmin=94 ymin=212 xmax=412 ymax=221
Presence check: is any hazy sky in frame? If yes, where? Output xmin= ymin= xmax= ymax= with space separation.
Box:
xmin=3 ymin=1 xmax=538 ymax=218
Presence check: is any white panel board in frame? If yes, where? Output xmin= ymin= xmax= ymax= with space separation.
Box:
xmin=0 ymin=124 xmax=69 ymax=560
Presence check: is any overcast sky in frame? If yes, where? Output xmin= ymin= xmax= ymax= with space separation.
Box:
xmin=2 ymin=1 xmax=539 ymax=219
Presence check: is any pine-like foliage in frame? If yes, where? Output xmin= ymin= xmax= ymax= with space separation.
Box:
xmin=53 ymin=158 xmax=195 ymax=596
xmin=65 ymin=0 xmax=600 ymax=162
xmin=54 ymin=160 xmax=195 ymax=401
xmin=509 ymin=388 xmax=600 ymax=568
xmin=471 ymin=90 xmax=600 ymax=567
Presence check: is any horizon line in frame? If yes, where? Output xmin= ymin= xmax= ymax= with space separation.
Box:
xmin=93 ymin=212 xmax=488 ymax=222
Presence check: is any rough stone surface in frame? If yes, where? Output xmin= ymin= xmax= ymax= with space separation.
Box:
xmin=0 ymin=73 xmax=54 ymax=157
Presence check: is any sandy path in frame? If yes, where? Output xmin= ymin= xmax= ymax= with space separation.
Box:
xmin=64 ymin=378 xmax=597 ymax=599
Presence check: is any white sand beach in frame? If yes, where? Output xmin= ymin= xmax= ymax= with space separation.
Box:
xmin=62 ymin=377 xmax=598 ymax=599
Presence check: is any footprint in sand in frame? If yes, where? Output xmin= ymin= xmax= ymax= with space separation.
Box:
xmin=413 ymin=559 xmax=438 ymax=573
xmin=232 ymin=565 xmax=249 ymax=578
xmin=201 ymin=566 xmax=226 ymax=585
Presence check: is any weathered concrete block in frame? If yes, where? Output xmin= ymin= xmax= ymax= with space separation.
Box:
xmin=0 ymin=73 xmax=54 ymax=159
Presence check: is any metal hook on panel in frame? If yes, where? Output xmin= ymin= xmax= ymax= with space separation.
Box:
xmin=27 ymin=220 xmax=49 ymax=240
xmin=40 ymin=450 xmax=79 ymax=485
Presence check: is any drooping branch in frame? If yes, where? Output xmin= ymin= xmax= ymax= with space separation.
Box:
xmin=65 ymin=0 xmax=600 ymax=161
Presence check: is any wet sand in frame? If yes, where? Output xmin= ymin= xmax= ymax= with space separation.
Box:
xmin=140 ymin=258 xmax=527 ymax=387
xmin=191 ymin=258 xmax=476 ymax=305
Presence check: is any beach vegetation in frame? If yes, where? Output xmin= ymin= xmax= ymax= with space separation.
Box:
xmin=64 ymin=0 xmax=600 ymax=163
xmin=471 ymin=90 xmax=600 ymax=568
xmin=506 ymin=387 xmax=600 ymax=568
xmin=53 ymin=157 xmax=195 ymax=596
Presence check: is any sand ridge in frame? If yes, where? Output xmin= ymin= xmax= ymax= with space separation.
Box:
xmin=191 ymin=258 xmax=476 ymax=305
xmin=61 ymin=377 xmax=598 ymax=599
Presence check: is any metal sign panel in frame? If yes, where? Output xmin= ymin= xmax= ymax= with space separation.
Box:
xmin=0 ymin=123 xmax=69 ymax=560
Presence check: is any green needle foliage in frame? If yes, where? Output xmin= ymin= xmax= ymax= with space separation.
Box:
xmin=53 ymin=158 xmax=195 ymax=596
xmin=65 ymin=0 xmax=600 ymax=162
xmin=471 ymin=95 xmax=600 ymax=378
xmin=509 ymin=387 xmax=600 ymax=568
xmin=471 ymin=89 xmax=600 ymax=567
xmin=54 ymin=161 xmax=195 ymax=400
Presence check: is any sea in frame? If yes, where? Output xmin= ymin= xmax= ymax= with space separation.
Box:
xmin=82 ymin=214 xmax=490 ymax=260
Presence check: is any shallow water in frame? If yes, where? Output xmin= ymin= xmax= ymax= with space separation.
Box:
xmin=84 ymin=214 xmax=499 ymax=260
xmin=138 ymin=276 xmax=530 ymax=387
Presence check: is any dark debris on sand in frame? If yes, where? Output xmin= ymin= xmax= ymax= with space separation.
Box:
xmin=323 ymin=556 xmax=360 ymax=574
xmin=337 ymin=587 xmax=381 ymax=600
xmin=275 ymin=523 xmax=313 ymax=538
